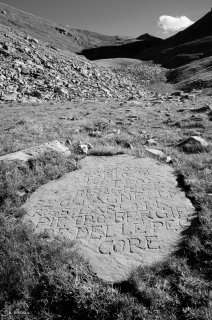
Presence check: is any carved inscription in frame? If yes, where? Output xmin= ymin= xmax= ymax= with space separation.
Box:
xmin=24 ymin=156 xmax=194 ymax=281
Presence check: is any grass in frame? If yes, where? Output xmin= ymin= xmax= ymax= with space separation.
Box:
xmin=0 ymin=151 xmax=79 ymax=214
xmin=0 ymin=92 xmax=212 ymax=319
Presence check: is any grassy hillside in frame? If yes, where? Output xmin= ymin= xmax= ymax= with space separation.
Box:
xmin=0 ymin=2 xmax=133 ymax=53
xmin=136 ymin=10 xmax=212 ymax=89
xmin=164 ymin=10 xmax=212 ymax=46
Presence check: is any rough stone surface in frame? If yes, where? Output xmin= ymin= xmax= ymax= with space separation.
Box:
xmin=178 ymin=136 xmax=209 ymax=150
xmin=0 ymin=24 xmax=153 ymax=103
xmin=145 ymin=148 xmax=165 ymax=158
xmin=187 ymin=136 xmax=209 ymax=147
xmin=23 ymin=155 xmax=195 ymax=282
xmin=0 ymin=140 xmax=71 ymax=162
xmin=0 ymin=23 xmax=197 ymax=104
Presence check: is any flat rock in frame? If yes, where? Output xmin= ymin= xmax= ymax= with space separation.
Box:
xmin=0 ymin=140 xmax=71 ymax=162
xmin=145 ymin=148 xmax=165 ymax=158
xmin=179 ymin=136 xmax=209 ymax=148
xmin=1 ymin=92 xmax=18 ymax=101
xmin=23 ymin=155 xmax=194 ymax=282
xmin=190 ymin=105 xmax=211 ymax=113
xmin=189 ymin=136 xmax=209 ymax=147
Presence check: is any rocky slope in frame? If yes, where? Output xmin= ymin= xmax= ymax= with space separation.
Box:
xmin=0 ymin=23 xmax=164 ymax=103
xmin=0 ymin=1 xmax=210 ymax=102
xmin=80 ymin=9 xmax=212 ymax=90
xmin=0 ymin=2 xmax=134 ymax=53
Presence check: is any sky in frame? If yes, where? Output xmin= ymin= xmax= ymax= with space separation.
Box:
xmin=1 ymin=0 xmax=211 ymax=38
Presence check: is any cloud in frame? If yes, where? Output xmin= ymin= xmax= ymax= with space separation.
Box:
xmin=158 ymin=15 xmax=194 ymax=34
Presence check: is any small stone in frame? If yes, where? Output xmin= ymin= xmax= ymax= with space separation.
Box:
xmin=1 ymin=92 xmax=18 ymax=101
xmin=171 ymin=91 xmax=183 ymax=97
xmin=190 ymin=105 xmax=211 ymax=113
xmin=24 ymin=47 xmax=31 ymax=54
xmin=145 ymin=148 xmax=165 ymax=158
xmin=146 ymin=139 xmax=157 ymax=146
xmin=74 ymin=128 xmax=81 ymax=133
xmin=32 ymin=90 xmax=42 ymax=98
xmin=30 ymin=37 xmax=38 ymax=44
xmin=166 ymin=156 xmax=173 ymax=164
xmin=54 ymin=87 xmax=69 ymax=95
xmin=28 ymin=97 xmax=39 ymax=104
xmin=65 ymin=139 xmax=72 ymax=146
xmin=119 ymin=141 xmax=133 ymax=149
xmin=80 ymin=144 xmax=88 ymax=154
xmin=89 ymin=130 xmax=102 ymax=137
xmin=87 ymin=143 xmax=94 ymax=150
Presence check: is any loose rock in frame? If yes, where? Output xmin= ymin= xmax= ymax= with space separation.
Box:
xmin=145 ymin=148 xmax=165 ymax=159
xmin=0 ymin=140 xmax=71 ymax=162
xmin=178 ymin=136 xmax=209 ymax=153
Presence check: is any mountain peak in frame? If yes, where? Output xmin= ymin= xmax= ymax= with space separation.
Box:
xmin=136 ymin=33 xmax=162 ymax=41
xmin=165 ymin=9 xmax=212 ymax=45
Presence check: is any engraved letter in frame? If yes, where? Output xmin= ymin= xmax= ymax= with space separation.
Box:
xmin=113 ymin=240 xmax=125 ymax=253
xmin=99 ymin=240 xmax=113 ymax=254
xmin=91 ymin=226 xmax=105 ymax=239
xmin=115 ymin=212 xmax=125 ymax=223
xmin=76 ymin=227 xmax=89 ymax=239
xmin=106 ymin=225 xmax=116 ymax=237
xmin=129 ymin=238 xmax=146 ymax=253
xmin=146 ymin=236 xmax=160 ymax=249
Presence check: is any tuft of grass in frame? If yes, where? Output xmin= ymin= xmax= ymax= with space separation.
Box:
xmin=0 ymin=151 xmax=79 ymax=214
xmin=128 ymin=257 xmax=212 ymax=320
xmin=88 ymin=146 xmax=126 ymax=157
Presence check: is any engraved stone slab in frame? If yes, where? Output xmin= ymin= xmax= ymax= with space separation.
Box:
xmin=23 ymin=155 xmax=195 ymax=282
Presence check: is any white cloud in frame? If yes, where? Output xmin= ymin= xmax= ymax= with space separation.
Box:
xmin=158 ymin=15 xmax=194 ymax=34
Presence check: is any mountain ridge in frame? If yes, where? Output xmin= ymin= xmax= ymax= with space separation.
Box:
xmin=0 ymin=2 xmax=135 ymax=53
xmin=0 ymin=2 xmax=211 ymax=92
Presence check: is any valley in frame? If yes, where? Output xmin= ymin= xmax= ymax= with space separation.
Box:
xmin=0 ymin=2 xmax=211 ymax=320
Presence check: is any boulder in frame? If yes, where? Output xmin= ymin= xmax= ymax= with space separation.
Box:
xmin=190 ymin=105 xmax=211 ymax=113
xmin=178 ymin=136 xmax=209 ymax=153
xmin=0 ymin=140 xmax=71 ymax=162
xmin=1 ymin=92 xmax=18 ymax=101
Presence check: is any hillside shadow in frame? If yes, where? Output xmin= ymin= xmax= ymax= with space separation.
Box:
xmin=80 ymin=37 xmax=162 ymax=61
